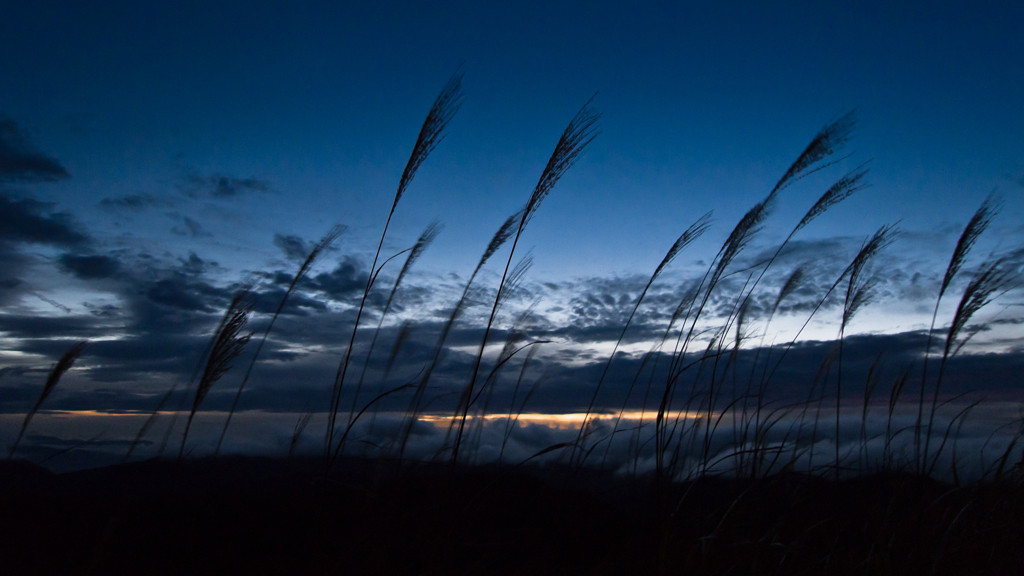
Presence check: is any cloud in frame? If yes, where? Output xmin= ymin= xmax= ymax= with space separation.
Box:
xmin=84 ymin=302 xmax=119 ymax=317
xmin=0 ymin=366 xmax=32 ymax=380
xmin=0 ymin=195 xmax=90 ymax=248
xmin=273 ymin=234 xmax=313 ymax=261
xmin=0 ymin=193 xmax=92 ymax=304
xmin=182 ymin=172 xmax=270 ymax=198
xmin=177 ymin=251 xmax=219 ymax=275
xmin=170 ymin=216 xmax=211 ymax=238
xmin=250 ymin=287 xmax=327 ymax=316
xmin=0 ymin=313 xmax=100 ymax=339
xmin=145 ymin=277 xmax=228 ymax=312
xmin=210 ymin=175 xmax=269 ymax=197
xmin=308 ymin=256 xmax=370 ymax=301
xmin=98 ymin=193 xmax=169 ymax=211
xmin=0 ymin=244 xmax=30 ymax=304
xmin=58 ymin=253 xmax=121 ymax=280
xmin=31 ymin=293 xmax=71 ymax=313
xmin=0 ymin=116 xmax=70 ymax=182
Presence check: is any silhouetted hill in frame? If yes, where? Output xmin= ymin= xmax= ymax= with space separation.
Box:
xmin=2 ymin=457 xmax=1022 ymax=575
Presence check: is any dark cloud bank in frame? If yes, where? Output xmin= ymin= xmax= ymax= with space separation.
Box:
xmin=1 ymin=204 xmax=1021 ymax=420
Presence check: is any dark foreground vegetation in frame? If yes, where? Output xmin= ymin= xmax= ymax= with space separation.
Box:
xmin=2 ymin=456 xmax=1023 ymax=575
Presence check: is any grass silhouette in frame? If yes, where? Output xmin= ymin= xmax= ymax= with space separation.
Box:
xmin=1 ymin=76 xmax=1023 ymax=576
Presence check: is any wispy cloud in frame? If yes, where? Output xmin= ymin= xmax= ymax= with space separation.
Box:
xmin=180 ymin=172 xmax=271 ymax=198
xmin=273 ymin=233 xmax=315 ymax=261
xmin=98 ymin=193 xmax=172 ymax=211
xmin=0 ymin=195 xmax=90 ymax=248
xmin=0 ymin=116 xmax=69 ymax=183
xmin=58 ymin=254 xmax=121 ymax=280
xmin=169 ymin=215 xmax=211 ymax=238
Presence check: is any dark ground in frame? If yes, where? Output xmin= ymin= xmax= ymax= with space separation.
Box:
xmin=1 ymin=456 xmax=1022 ymax=575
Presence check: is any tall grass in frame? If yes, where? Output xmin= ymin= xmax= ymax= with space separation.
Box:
xmin=393 ymin=210 xmax=520 ymax=462
xmin=8 ymin=80 xmax=1023 ymax=498
xmin=178 ymin=290 xmax=254 ymax=459
xmin=573 ymin=213 xmax=712 ymax=467
xmin=216 ymin=225 xmax=345 ymax=454
xmin=451 ymin=97 xmax=601 ymax=465
xmin=7 ymin=79 xmax=1024 ymax=576
xmin=836 ymin=225 xmax=897 ymax=479
xmin=325 ymin=72 xmax=463 ymax=467
xmin=6 ymin=340 xmax=87 ymax=460
xmin=348 ymin=221 xmax=442 ymax=428
xmin=643 ymin=113 xmax=862 ymax=493
xmin=915 ymin=193 xmax=1000 ymax=472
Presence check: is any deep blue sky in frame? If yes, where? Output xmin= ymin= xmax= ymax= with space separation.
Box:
xmin=1 ymin=1 xmax=1023 ymax=465
xmin=3 ymin=1 xmax=1022 ymax=275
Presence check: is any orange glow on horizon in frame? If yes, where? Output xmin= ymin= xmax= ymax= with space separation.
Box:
xmin=5 ymin=409 xmax=710 ymax=431
xmin=418 ymin=410 xmax=707 ymax=429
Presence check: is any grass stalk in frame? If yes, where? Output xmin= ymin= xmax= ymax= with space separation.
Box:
xmin=451 ymin=97 xmax=600 ymax=466
xmin=179 ymin=292 xmax=254 ymax=460
xmin=6 ymin=340 xmax=87 ymax=460
xmin=217 ymin=227 xmax=343 ymax=455
xmin=573 ymin=213 xmax=711 ymax=466
xmin=348 ymin=221 xmax=442 ymax=427
xmin=916 ymin=192 xmax=999 ymax=473
xmin=394 ymin=210 xmax=520 ymax=462
xmin=326 ymin=72 xmax=463 ymax=464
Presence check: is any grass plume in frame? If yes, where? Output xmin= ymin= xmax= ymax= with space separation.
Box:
xmin=6 ymin=340 xmax=87 ymax=460
xmin=771 ymin=110 xmax=858 ymax=196
xmin=917 ymin=193 xmax=1001 ymax=471
xmin=180 ymin=292 xmax=254 ymax=459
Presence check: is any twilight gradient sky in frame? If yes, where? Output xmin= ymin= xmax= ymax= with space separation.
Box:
xmin=1 ymin=1 xmax=1023 ymax=466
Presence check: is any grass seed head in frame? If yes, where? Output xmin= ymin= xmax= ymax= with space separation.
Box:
xmin=522 ymin=98 xmax=601 ymax=228
xmin=393 ymin=72 xmax=465 ymax=210
xmin=940 ymin=192 xmax=1001 ymax=300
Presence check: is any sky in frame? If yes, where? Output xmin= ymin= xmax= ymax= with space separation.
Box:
xmin=1 ymin=1 xmax=1023 ymax=471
